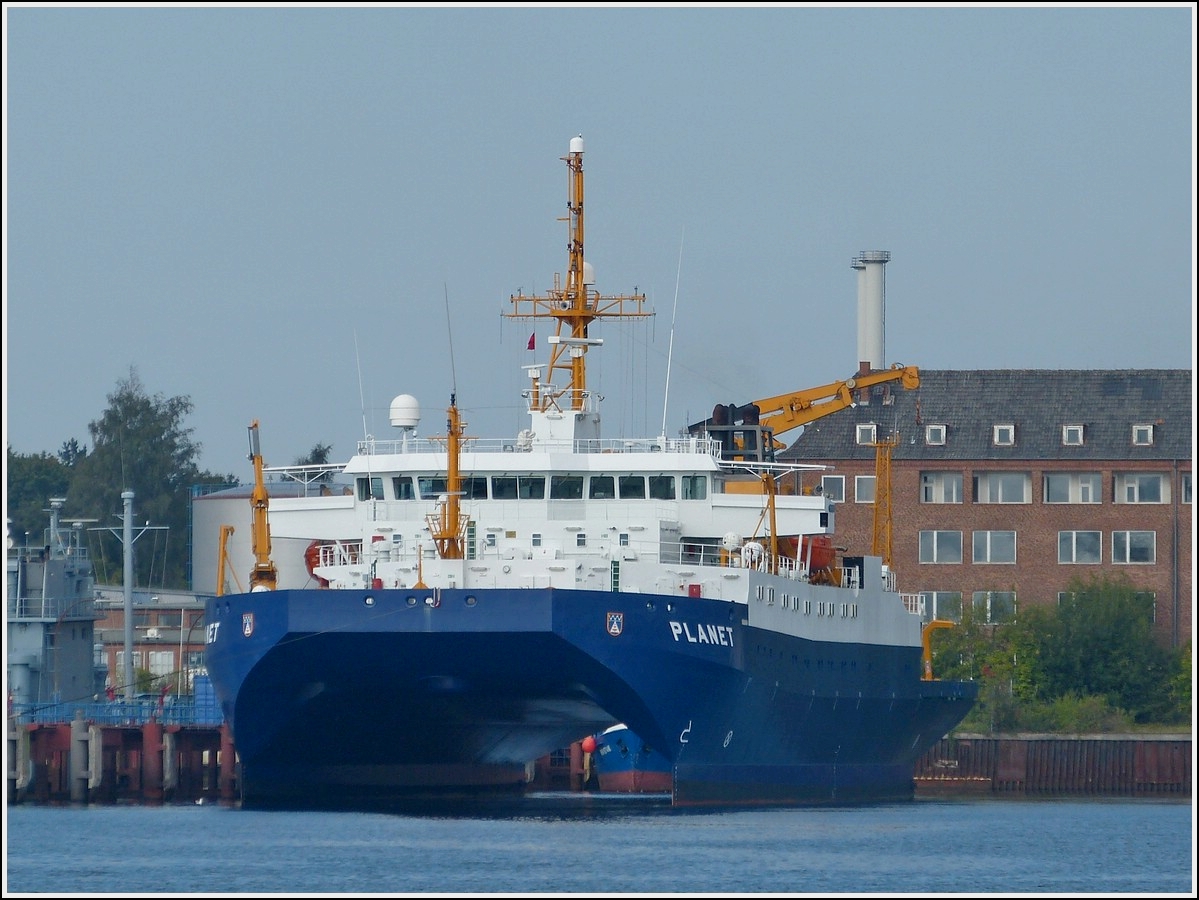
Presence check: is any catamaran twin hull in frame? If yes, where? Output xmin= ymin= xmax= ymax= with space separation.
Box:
xmin=205 ymin=583 xmax=978 ymax=809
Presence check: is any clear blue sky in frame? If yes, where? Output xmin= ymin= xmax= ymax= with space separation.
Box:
xmin=4 ymin=4 xmax=1195 ymax=482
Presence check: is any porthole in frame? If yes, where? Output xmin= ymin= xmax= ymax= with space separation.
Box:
xmin=364 ymin=596 xmax=375 ymax=607
xmin=465 ymin=595 xmax=478 ymax=607
xmin=406 ymin=596 xmax=418 ymax=607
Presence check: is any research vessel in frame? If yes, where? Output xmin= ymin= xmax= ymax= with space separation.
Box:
xmin=204 ymin=136 xmax=977 ymax=808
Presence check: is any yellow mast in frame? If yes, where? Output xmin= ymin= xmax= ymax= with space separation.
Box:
xmin=871 ymin=432 xmax=898 ymax=569
xmin=505 ymin=135 xmax=651 ymax=411
xmin=425 ymin=395 xmax=467 ymax=559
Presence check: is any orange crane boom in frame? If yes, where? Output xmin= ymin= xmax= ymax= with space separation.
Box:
xmin=689 ymin=364 xmax=919 ymax=462
xmin=247 ymin=420 xmax=278 ymax=591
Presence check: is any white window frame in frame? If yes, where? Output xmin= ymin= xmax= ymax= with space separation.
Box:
xmin=854 ymin=475 xmax=876 ymax=504
xmin=1043 ymin=472 xmax=1102 ymax=504
xmin=856 ymin=423 xmax=877 ymax=445
xmin=919 ymin=530 xmax=962 ymax=564
xmin=1132 ymin=424 xmax=1154 ymax=446
xmin=921 ymin=471 xmax=963 ymax=504
xmin=974 ymin=472 xmax=1031 ymax=504
xmin=972 ymin=591 xmax=1017 ymax=624
xmin=1114 ymin=472 xmax=1167 ymax=504
xmin=1112 ymin=531 xmax=1156 ymax=564
xmin=993 ymin=424 xmax=1016 ymax=446
xmin=925 ymin=424 xmax=946 ymax=446
xmin=1058 ymin=530 xmax=1101 ymax=564
xmin=919 ymin=591 xmax=963 ymax=622
xmin=973 ymin=530 xmax=1016 ymax=564
xmin=821 ymin=475 xmax=844 ymax=502
xmin=1062 ymin=424 xmax=1085 ymax=446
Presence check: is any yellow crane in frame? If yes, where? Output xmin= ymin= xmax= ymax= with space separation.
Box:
xmin=215 ymin=524 xmax=244 ymax=597
xmin=247 ymin=419 xmax=278 ymax=592
xmin=688 ymin=363 xmax=921 ymax=463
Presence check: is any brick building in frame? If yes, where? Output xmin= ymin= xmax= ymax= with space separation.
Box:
xmin=782 ymin=368 xmax=1192 ymax=649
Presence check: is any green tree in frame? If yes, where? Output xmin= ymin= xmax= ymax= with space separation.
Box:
xmin=295 ymin=442 xmax=336 ymax=482
xmin=66 ymin=368 xmax=234 ymax=589
xmin=938 ymin=574 xmax=1190 ymax=732
xmin=6 ymin=446 xmax=74 ymax=547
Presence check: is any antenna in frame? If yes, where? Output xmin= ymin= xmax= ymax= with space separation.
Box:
xmin=444 ymin=282 xmax=458 ymax=394
xmin=354 ymin=329 xmax=368 ymax=444
xmin=660 ymin=230 xmax=684 ymax=438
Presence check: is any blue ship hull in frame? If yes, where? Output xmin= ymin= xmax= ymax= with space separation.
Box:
xmin=206 ymin=586 xmax=977 ymax=808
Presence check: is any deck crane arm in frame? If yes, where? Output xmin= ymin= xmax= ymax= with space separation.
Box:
xmin=247 ymin=420 xmax=278 ymax=591
xmin=215 ymin=524 xmax=244 ymax=597
xmin=689 ymin=364 xmax=921 ymax=461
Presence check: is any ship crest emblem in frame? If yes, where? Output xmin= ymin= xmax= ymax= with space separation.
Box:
xmin=606 ymin=612 xmax=623 ymax=636
xmin=242 ymin=613 xmax=255 ymax=637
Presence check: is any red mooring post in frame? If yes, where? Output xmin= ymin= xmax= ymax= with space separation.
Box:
xmin=141 ymin=719 xmax=164 ymax=804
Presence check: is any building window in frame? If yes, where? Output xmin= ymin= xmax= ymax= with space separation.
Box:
xmin=856 ymin=423 xmax=877 ymax=445
xmin=1112 ymin=531 xmax=1155 ymax=564
xmin=1058 ymin=531 xmax=1101 ymax=564
xmin=973 ymin=472 xmax=1030 ymax=503
xmin=973 ymin=531 xmax=1016 ymax=564
xmin=1132 ymin=424 xmax=1154 ymax=446
xmin=919 ymin=530 xmax=962 ymax=564
xmin=485 ymin=533 xmax=497 ymax=548
xmin=1044 ymin=472 xmax=1102 ymax=504
xmin=855 ymin=475 xmax=876 ymax=504
xmin=618 ymin=533 xmax=629 ymax=547
xmin=921 ymin=472 xmax=963 ymax=504
xmin=1114 ymin=473 xmax=1167 ymax=504
xmin=920 ymin=591 xmax=963 ymax=622
xmin=681 ymin=475 xmax=707 ymax=500
xmin=531 ymin=533 xmax=542 ymax=547
xmin=1184 ymin=473 xmax=1192 ymax=505
xmin=576 ymin=533 xmax=587 ymax=547
xmin=925 ymin=424 xmax=946 ymax=446
xmin=972 ymin=591 xmax=1017 ymax=624
xmin=392 ymin=476 xmax=415 ymax=500
xmin=1062 ymin=425 xmax=1085 ymax=446
xmin=993 ymin=424 xmax=1016 ymax=446
xmin=821 ymin=475 xmax=844 ymax=502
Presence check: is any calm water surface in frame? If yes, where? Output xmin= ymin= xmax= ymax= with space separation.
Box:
xmin=4 ymin=794 xmax=1193 ymax=895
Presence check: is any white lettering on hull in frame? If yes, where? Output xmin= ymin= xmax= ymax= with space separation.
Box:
xmin=669 ymin=620 xmax=733 ymax=647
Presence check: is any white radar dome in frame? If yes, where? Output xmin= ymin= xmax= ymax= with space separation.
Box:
xmin=389 ymin=394 xmax=421 ymax=430
xmin=721 ymin=532 xmax=743 ymax=551
xmin=570 ymin=134 xmax=585 ymax=154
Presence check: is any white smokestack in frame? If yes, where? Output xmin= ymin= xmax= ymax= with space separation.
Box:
xmin=851 ymin=250 xmax=890 ymax=371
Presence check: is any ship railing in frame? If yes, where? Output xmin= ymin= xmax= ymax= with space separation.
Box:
xmin=353 ymin=435 xmax=724 ymax=458
xmin=9 ymin=699 xmax=224 ymax=727
xmin=901 ymin=593 xmax=926 ymax=616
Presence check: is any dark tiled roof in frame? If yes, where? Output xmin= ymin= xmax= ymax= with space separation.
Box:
xmin=781 ymin=369 xmax=1193 ymax=462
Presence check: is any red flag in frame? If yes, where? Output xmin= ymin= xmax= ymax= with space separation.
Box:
xmin=527 ymin=333 xmax=535 ymax=351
